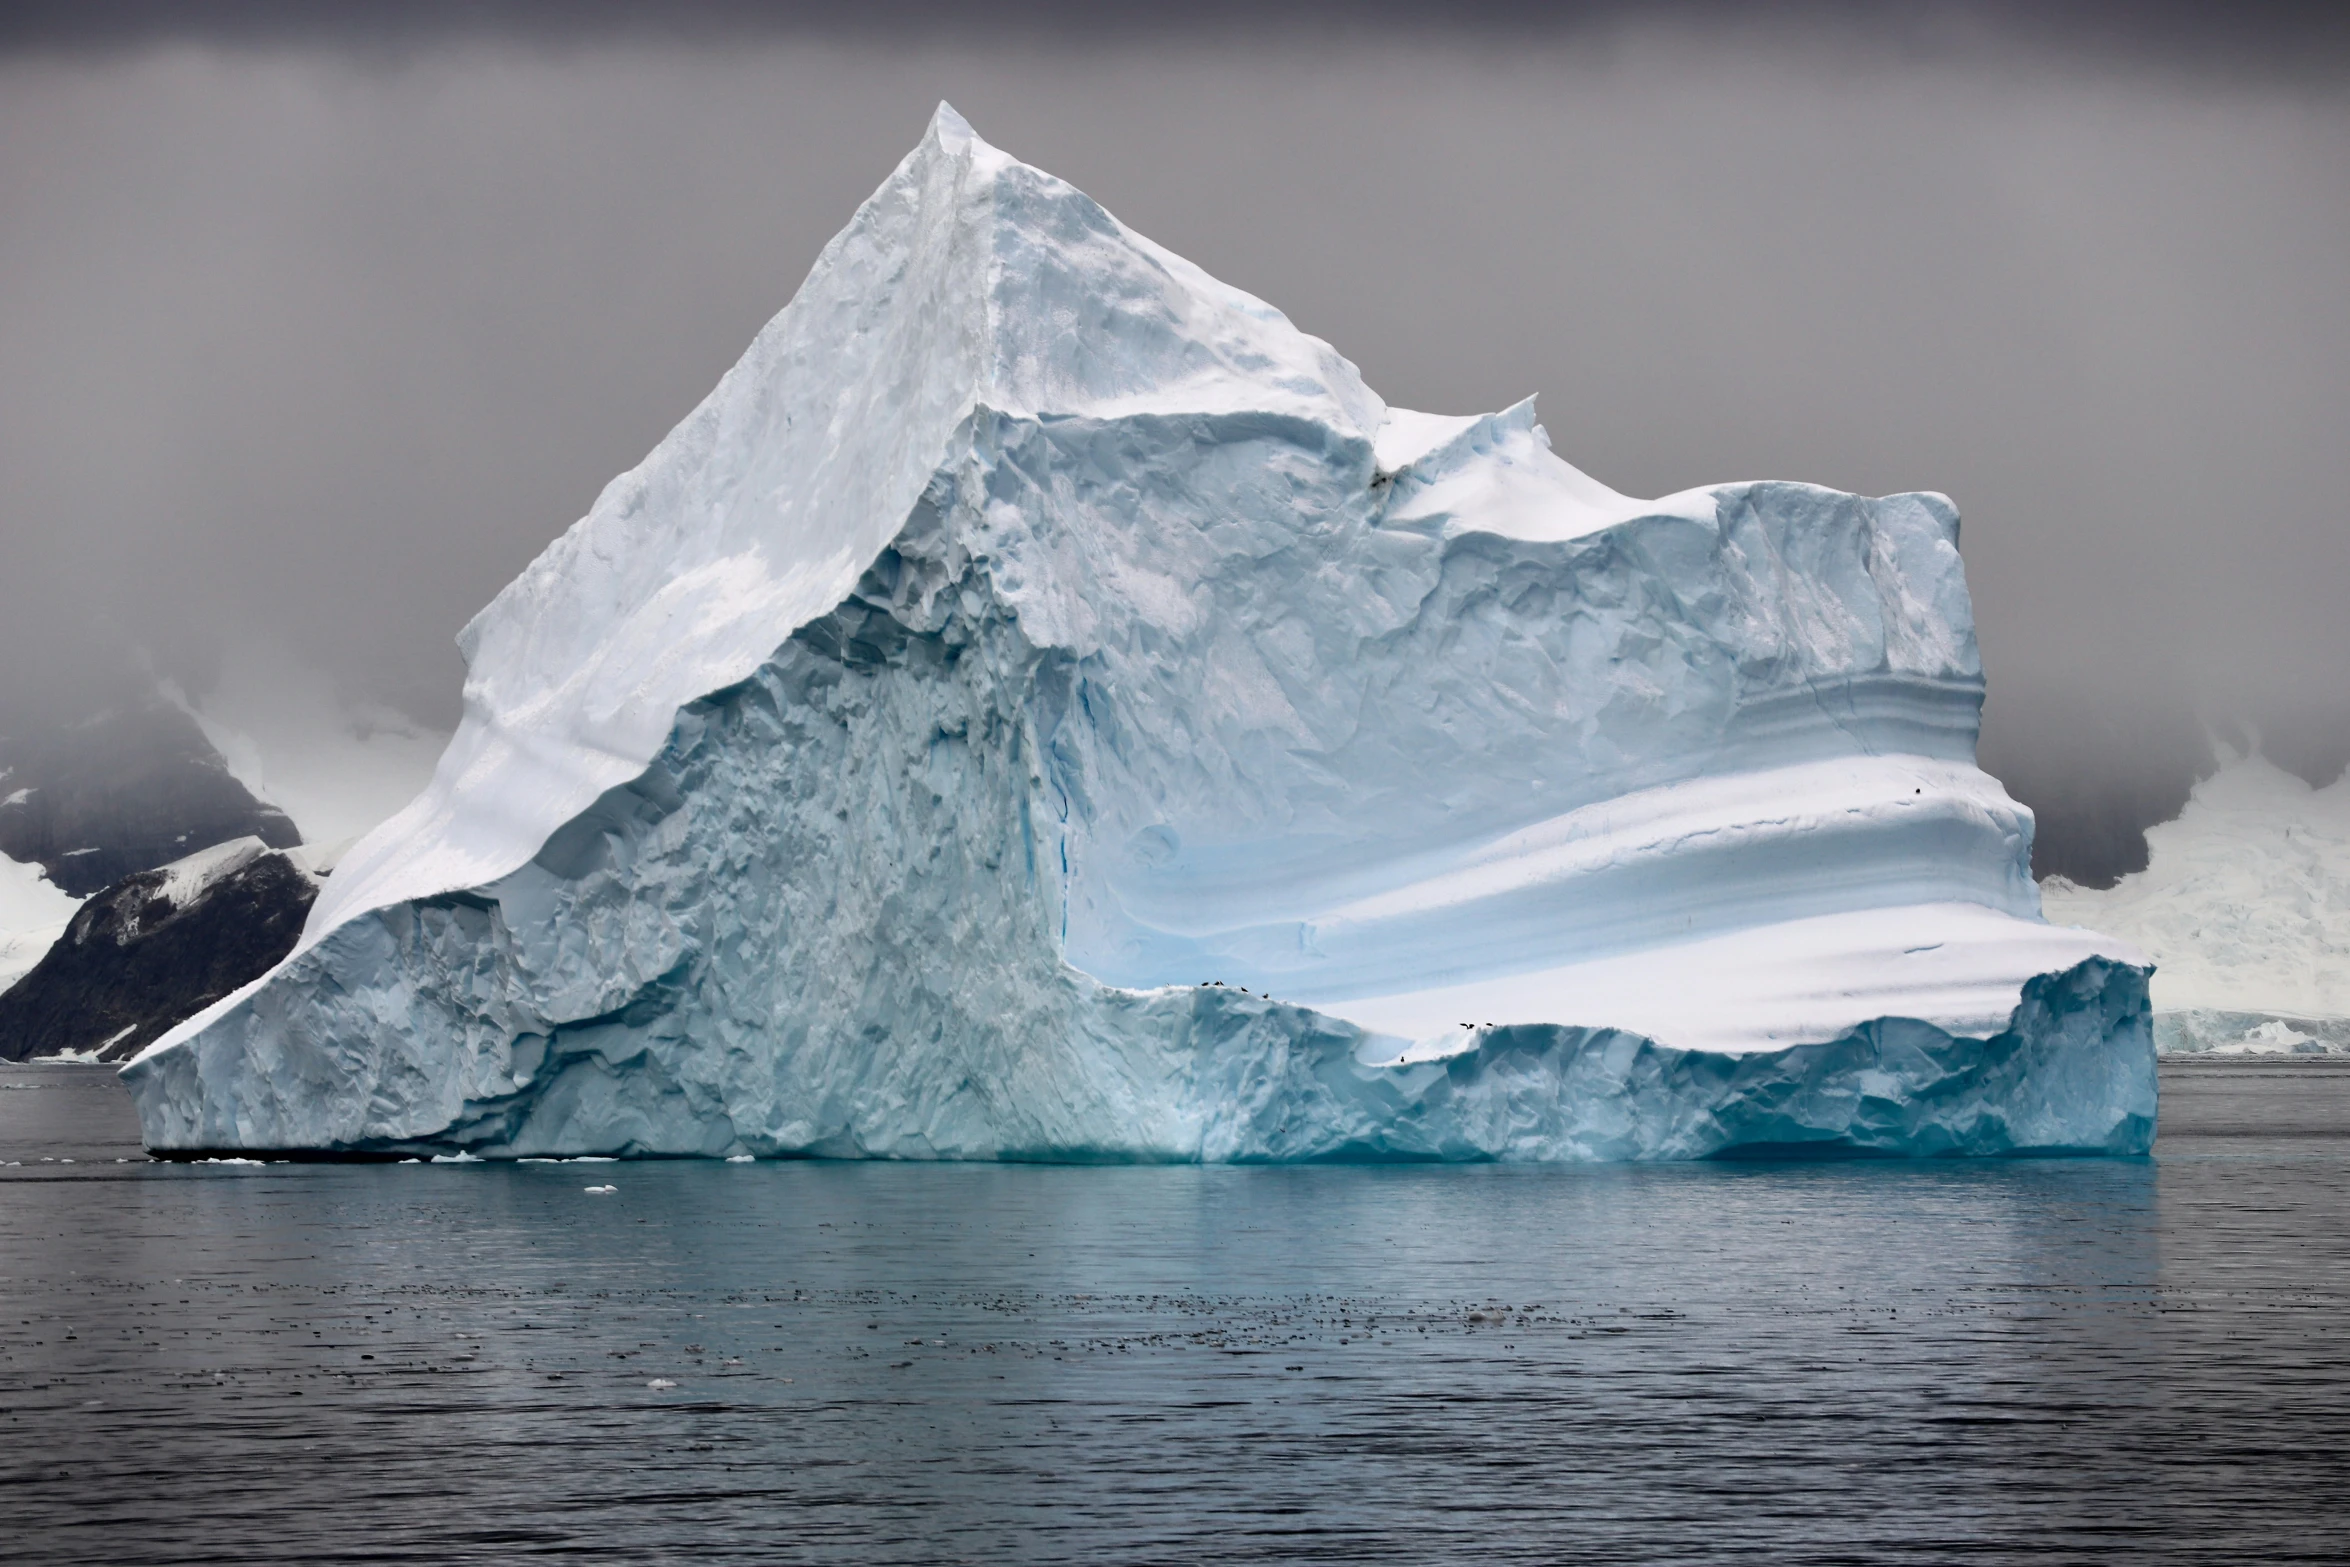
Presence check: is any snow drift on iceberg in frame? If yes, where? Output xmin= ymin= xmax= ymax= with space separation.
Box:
xmin=122 ymin=106 xmax=2153 ymax=1160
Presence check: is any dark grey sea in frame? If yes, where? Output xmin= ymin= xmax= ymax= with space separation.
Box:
xmin=4 ymin=1059 xmax=2347 ymax=1565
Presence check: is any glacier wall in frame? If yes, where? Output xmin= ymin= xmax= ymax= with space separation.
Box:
xmin=123 ymin=106 xmax=2154 ymax=1160
xmin=2042 ymin=748 xmax=2350 ymax=1055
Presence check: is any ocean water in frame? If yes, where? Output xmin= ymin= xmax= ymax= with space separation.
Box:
xmin=4 ymin=1060 xmax=2348 ymax=1565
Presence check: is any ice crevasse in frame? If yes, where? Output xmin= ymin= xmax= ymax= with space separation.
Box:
xmin=123 ymin=107 xmax=2154 ymax=1161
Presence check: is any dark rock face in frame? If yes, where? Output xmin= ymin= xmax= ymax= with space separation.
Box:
xmin=0 ymin=698 xmax=298 ymax=897
xmin=0 ymin=844 xmax=319 ymax=1063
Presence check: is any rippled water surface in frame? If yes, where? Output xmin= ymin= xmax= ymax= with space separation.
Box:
xmin=6 ymin=1060 xmax=2350 ymax=1564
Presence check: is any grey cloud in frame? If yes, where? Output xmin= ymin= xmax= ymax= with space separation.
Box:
xmin=1 ymin=17 xmax=2345 ymax=883
xmin=6 ymin=3 xmax=2350 ymax=81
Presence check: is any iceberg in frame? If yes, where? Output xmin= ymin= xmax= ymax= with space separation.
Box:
xmin=122 ymin=106 xmax=2153 ymax=1161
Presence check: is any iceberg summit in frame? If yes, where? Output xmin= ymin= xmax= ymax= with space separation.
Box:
xmin=123 ymin=107 xmax=2154 ymax=1161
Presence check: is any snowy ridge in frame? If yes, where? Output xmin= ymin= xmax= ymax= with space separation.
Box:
xmin=124 ymin=106 xmax=2151 ymax=1160
xmin=146 ymin=836 xmax=274 ymax=922
xmin=1376 ymin=397 xmax=1719 ymax=543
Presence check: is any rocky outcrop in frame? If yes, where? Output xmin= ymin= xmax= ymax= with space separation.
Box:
xmin=0 ymin=839 xmax=319 ymax=1062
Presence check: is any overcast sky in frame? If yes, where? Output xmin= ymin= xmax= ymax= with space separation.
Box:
xmin=3 ymin=3 xmax=2345 ymax=879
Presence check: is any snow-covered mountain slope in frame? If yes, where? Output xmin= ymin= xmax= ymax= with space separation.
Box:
xmin=169 ymin=644 xmax=448 ymax=855
xmin=123 ymin=105 xmax=2152 ymax=1161
xmin=2043 ymin=750 xmax=2349 ymax=1054
xmin=0 ymin=850 xmax=81 ymax=996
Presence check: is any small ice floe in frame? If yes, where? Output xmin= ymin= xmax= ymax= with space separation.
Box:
xmin=430 ymin=1152 xmax=481 ymax=1163
xmin=726 ymin=1153 xmax=755 ymax=1163
xmin=646 ymin=1378 xmax=677 ymax=1391
xmin=201 ymin=1157 xmax=265 ymax=1166
xmin=583 ymin=1184 xmax=618 ymax=1195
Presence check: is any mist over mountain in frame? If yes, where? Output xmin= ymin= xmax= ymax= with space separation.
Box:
xmin=0 ymin=684 xmax=297 ymax=899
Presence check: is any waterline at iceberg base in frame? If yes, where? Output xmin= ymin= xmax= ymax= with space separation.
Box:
xmin=123 ymin=106 xmax=2154 ymax=1161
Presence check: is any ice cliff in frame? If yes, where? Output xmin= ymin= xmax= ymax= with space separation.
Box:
xmin=123 ymin=106 xmax=2154 ymax=1160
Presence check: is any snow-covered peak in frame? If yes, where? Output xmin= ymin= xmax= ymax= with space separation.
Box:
xmin=222 ymin=106 xmax=2038 ymax=1074
xmin=164 ymin=641 xmax=446 ymax=853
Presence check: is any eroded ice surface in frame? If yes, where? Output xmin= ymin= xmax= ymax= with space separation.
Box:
xmin=122 ymin=106 xmax=2153 ymax=1160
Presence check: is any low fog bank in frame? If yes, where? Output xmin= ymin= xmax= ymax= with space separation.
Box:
xmin=3 ymin=19 xmax=2345 ymax=885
